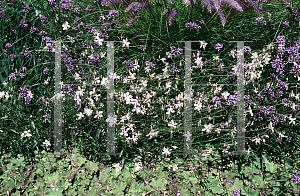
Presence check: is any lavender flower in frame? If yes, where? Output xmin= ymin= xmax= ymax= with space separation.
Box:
xmin=139 ymin=45 xmax=146 ymax=52
xmin=269 ymin=114 xmax=279 ymax=126
xmin=169 ymin=46 xmax=183 ymax=57
xmin=43 ymin=67 xmax=49 ymax=74
xmin=123 ymin=60 xmax=134 ymax=68
xmin=214 ymin=43 xmax=223 ymax=52
xmin=61 ymin=3 xmax=71 ymax=12
xmin=5 ymin=43 xmax=12 ymax=48
xmin=30 ymin=26 xmax=36 ymax=33
xmin=107 ymin=10 xmax=119 ymax=19
xmin=102 ymin=22 xmax=111 ymax=31
xmin=185 ymin=22 xmax=201 ymax=31
xmin=145 ymin=61 xmax=155 ymax=68
xmin=98 ymin=16 xmax=105 ymax=23
xmin=40 ymin=15 xmax=49 ymax=24
xmin=276 ymin=138 xmax=282 ymax=144
xmin=8 ymin=74 xmax=16 ymax=81
xmin=74 ymin=7 xmax=80 ymax=13
xmin=22 ymin=6 xmax=30 ymax=13
xmin=24 ymin=96 xmax=31 ymax=103
xmin=283 ymin=21 xmax=289 ymax=26
xmin=231 ymin=189 xmax=240 ymax=196
xmin=23 ymin=50 xmax=32 ymax=59
xmin=19 ymin=19 xmax=28 ymax=27
xmin=19 ymin=86 xmax=29 ymax=97
xmin=39 ymin=31 xmax=47 ymax=36
xmin=282 ymin=98 xmax=290 ymax=106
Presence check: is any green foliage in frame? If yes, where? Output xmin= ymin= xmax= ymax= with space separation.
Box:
xmin=0 ymin=147 xmax=299 ymax=195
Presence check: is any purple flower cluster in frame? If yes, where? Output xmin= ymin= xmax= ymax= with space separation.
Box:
xmin=269 ymin=114 xmax=279 ymax=126
xmin=30 ymin=26 xmax=36 ymax=33
xmin=107 ymin=10 xmax=119 ymax=19
xmin=291 ymin=170 xmax=300 ymax=184
xmin=64 ymin=57 xmax=77 ymax=71
xmin=214 ymin=43 xmax=223 ymax=52
xmin=23 ymin=50 xmax=32 ymax=59
xmin=185 ymin=22 xmax=201 ymax=31
xmin=170 ymin=65 xmax=180 ymax=73
xmin=19 ymin=18 xmax=28 ymax=28
xmin=5 ymin=43 xmax=12 ymax=48
xmin=225 ymin=94 xmax=238 ymax=106
xmin=263 ymin=85 xmax=275 ymax=100
xmin=145 ymin=61 xmax=155 ymax=68
xmin=61 ymin=2 xmax=71 ymax=13
xmin=169 ymin=46 xmax=183 ymax=57
xmin=87 ymin=53 xmax=101 ymax=67
xmin=276 ymin=78 xmax=288 ymax=90
xmin=255 ymin=106 xmax=276 ymax=116
xmin=21 ymin=5 xmax=30 ymax=13
xmin=271 ymin=56 xmax=285 ymax=76
xmin=123 ymin=60 xmax=134 ymax=68
xmin=85 ymin=24 xmax=93 ymax=32
xmin=139 ymin=45 xmax=146 ymax=52
xmin=19 ymin=86 xmax=31 ymax=103
xmin=98 ymin=16 xmax=105 ymax=23
xmin=40 ymin=15 xmax=49 ymax=25
xmin=39 ymin=31 xmax=47 ymax=36
xmin=74 ymin=7 xmax=80 ymax=13
xmin=102 ymin=22 xmax=111 ymax=31
xmin=231 ymin=189 xmax=240 ymax=196
xmin=43 ymin=67 xmax=49 ymax=74
xmin=8 ymin=73 xmax=16 ymax=81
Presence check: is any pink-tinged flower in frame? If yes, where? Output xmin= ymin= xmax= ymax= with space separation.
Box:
xmin=214 ymin=43 xmax=223 ymax=52
xmin=162 ymin=147 xmax=171 ymax=156
xmin=283 ymin=21 xmax=289 ymax=26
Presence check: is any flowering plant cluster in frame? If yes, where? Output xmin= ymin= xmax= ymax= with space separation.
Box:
xmin=0 ymin=1 xmax=300 ymax=194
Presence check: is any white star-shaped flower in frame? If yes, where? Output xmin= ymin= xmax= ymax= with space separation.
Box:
xmin=184 ymin=131 xmax=192 ymax=141
xmin=288 ymin=115 xmax=296 ymax=125
xmin=122 ymin=38 xmax=130 ymax=48
xmin=62 ymin=21 xmax=70 ymax=30
xmin=168 ymin=119 xmax=178 ymax=128
xmin=194 ymin=56 xmax=203 ymax=68
xmin=84 ymin=108 xmax=93 ymax=117
xmin=267 ymin=121 xmax=274 ymax=133
xmin=199 ymin=41 xmax=208 ymax=50
xmin=252 ymin=137 xmax=261 ymax=145
xmin=0 ymin=91 xmax=5 ymax=98
xmin=94 ymin=111 xmax=103 ymax=119
xmin=43 ymin=139 xmax=51 ymax=147
xmin=278 ymin=132 xmax=285 ymax=138
xmin=162 ymin=147 xmax=171 ymax=156
xmin=77 ymin=112 xmax=84 ymax=120
xmin=221 ymin=91 xmax=230 ymax=100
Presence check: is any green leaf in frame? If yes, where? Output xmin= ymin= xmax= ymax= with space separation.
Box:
xmin=211 ymin=186 xmax=224 ymax=194
xmin=233 ymin=179 xmax=243 ymax=189
xmin=149 ymin=178 xmax=165 ymax=190
xmin=188 ymin=177 xmax=198 ymax=184
xmin=265 ymin=162 xmax=277 ymax=173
